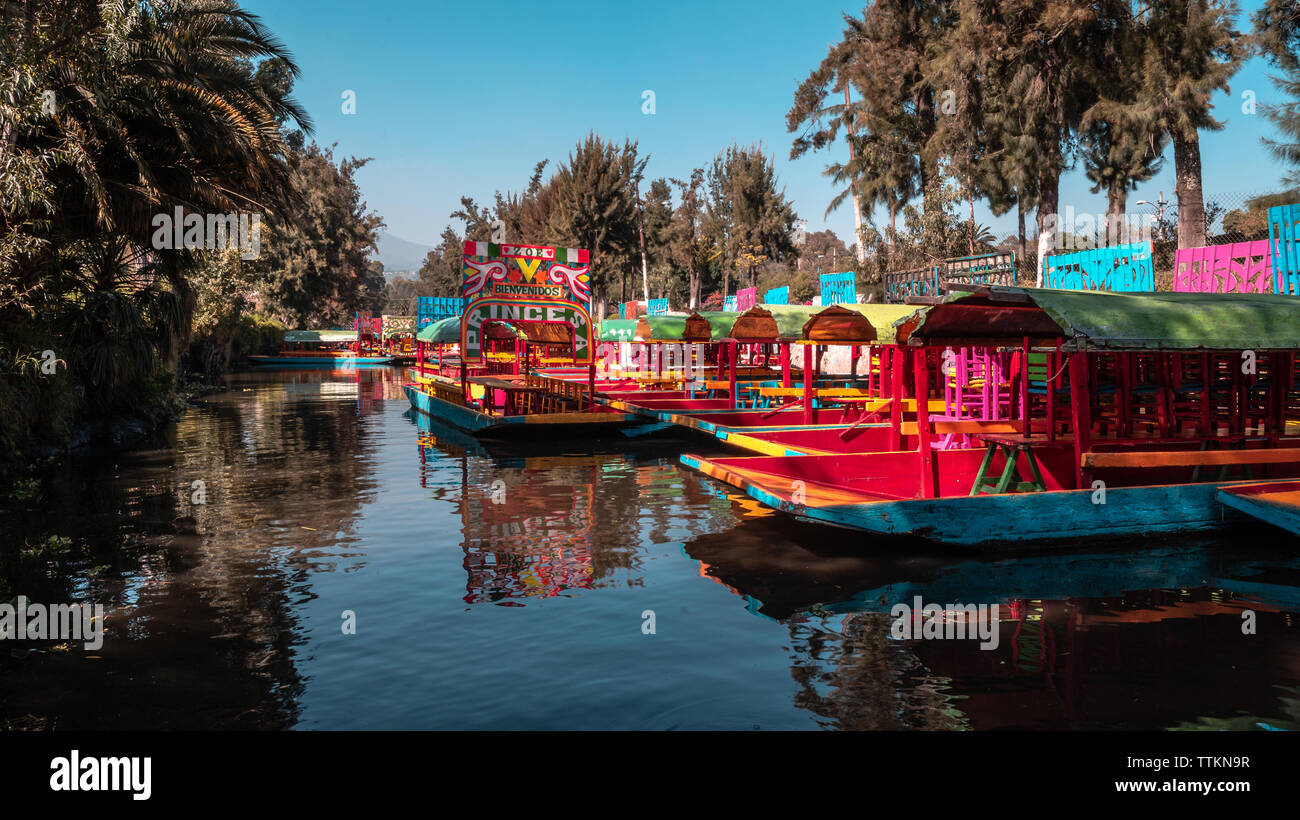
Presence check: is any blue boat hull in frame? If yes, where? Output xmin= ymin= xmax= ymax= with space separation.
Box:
xmin=679 ymin=451 xmax=1281 ymax=548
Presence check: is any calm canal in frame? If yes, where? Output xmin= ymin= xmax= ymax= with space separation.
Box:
xmin=3 ymin=366 xmax=1299 ymax=730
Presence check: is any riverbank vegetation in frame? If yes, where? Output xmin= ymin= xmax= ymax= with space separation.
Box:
xmin=0 ymin=1 xmax=384 ymax=470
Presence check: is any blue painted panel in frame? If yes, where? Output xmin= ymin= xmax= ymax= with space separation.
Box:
xmin=723 ymin=294 xmax=737 ymax=311
xmin=763 ymin=286 xmax=789 ymax=305
xmin=647 ymin=298 xmax=669 ymax=315
xmin=820 ymin=271 xmax=856 ymax=306
xmin=1041 ymin=242 xmax=1154 ymax=291
xmin=1267 ymin=203 xmax=1300 ymax=295
xmin=883 ymin=266 xmax=940 ymax=303
xmin=416 ymin=296 xmax=466 ymax=329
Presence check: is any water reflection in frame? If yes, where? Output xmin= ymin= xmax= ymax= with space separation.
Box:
xmin=410 ymin=411 xmax=723 ymax=605
xmin=3 ymin=365 xmax=1299 ymax=730
xmin=680 ymin=510 xmax=1300 ymax=730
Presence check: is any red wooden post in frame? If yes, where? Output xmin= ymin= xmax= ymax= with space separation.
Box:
xmin=1069 ymin=352 xmax=1092 ymax=490
xmin=780 ymin=341 xmax=791 ymax=388
xmin=1046 ymin=341 xmax=1059 ymax=441
xmin=913 ymin=347 xmax=939 ymax=498
xmin=803 ymin=343 xmax=818 ymax=425
xmin=460 ymin=359 xmax=468 ymax=405
xmin=729 ymin=340 xmax=739 ymax=409
xmin=1019 ymin=336 xmax=1031 ymax=437
xmin=889 ymin=346 xmax=904 ymax=450
xmin=588 ymin=358 xmax=596 ymax=412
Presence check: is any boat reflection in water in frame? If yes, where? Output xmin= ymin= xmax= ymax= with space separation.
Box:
xmin=410 ymin=411 xmax=697 ymax=606
xmin=681 ymin=501 xmax=1300 ymax=730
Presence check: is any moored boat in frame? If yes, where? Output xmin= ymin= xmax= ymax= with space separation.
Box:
xmin=680 ymin=287 xmax=1300 ymax=547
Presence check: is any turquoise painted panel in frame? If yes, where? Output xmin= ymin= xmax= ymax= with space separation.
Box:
xmin=1267 ymin=203 xmax=1300 ymax=295
xmin=764 ymin=286 xmax=789 ymax=305
xmin=943 ymin=251 xmax=1016 ymax=289
xmin=820 ymin=271 xmax=857 ymax=305
xmin=1042 ymin=242 xmax=1154 ymax=291
xmin=884 ymin=265 xmax=941 ymax=303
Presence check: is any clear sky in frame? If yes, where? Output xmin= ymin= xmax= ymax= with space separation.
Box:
xmin=242 ymin=0 xmax=1291 ymax=249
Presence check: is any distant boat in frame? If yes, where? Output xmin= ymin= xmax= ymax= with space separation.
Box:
xmin=248 ymin=329 xmax=397 ymax=367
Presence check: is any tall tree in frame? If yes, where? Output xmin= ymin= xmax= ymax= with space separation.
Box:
xmin=669 ymin=169 xmax=710 ymax=309
xmin=1114 ymin=0 xmax=1245 ymax=248
xmin=545 ymin=133 xmax=646 ymax=310
xmin=704 ymin=144 xmax=798 ymax=297
xmin=1255 ymin=0 xmax=1300 ymax=184
xmin=258 ymin=144 xmax=385 ymax=326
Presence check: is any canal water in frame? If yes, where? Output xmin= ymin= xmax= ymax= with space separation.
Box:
xmin=3 ymin=366 xmax=1299 ymax=730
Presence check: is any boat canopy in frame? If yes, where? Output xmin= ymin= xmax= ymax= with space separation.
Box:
xmin=896 ymin=286 xmax=1300 ymax=351
xmin=802 ymin=304 xmax=915 ymax=344
xmin=728 ymin=306 xmax=819 ymax=341
xmin=418 ymin=317 xmax=539 ymax=345
xmin=284 ymin=329 xmax=357 ymax=343
xmin=417 ymin=316 xmax=460 ymax=344
xmin=635 ymin=312 xmax=715 ymax=342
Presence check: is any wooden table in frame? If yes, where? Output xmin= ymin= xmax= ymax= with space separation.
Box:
xmin=971 ymin=433 xmax=1073 ymax=496
xmin=467 ymin=376 xmax=548 ymax=415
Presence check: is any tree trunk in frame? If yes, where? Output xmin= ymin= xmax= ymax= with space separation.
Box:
xmin=844 ymin=86 xmax=866 ymax=263
xmin=1172 ymin=128 xmax=1206 ymax=249
xmin=915 ymin=89 xmax=938 ymax=215
xmin=1106 ymin=183 xmax=1126 ymax=246
xmin=968 ymin=178 xmax=976 ymax=255
xmin=1017 ymin=198 xmax=1027 ymax=267
xmin=1035 ymin=166 xmax=1060 ymax=287
xmin=636 ymin=187 xmax=650 ymax=303
xmin=688 ymin=263 xmax=699 ymax=309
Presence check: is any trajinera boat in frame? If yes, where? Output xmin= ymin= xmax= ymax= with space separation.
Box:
xmin=403 ymin=241 xmax=643 ymax=436
xmin=247 ymin=329 xmax=398 ymax=366
xmin=679 ymin=286 xmax=1300 ymax=546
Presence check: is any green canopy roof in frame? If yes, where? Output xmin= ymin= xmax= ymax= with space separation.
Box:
xmin=897 ymin=287 xmax=1300 ymax=351
xmin=284 ymin=329 xmax=356 ymax=343
xmin=417 ymin=316 xmax=461 ymax=344
xmin=598 ymin=319 xmax=638 ymax=341
xmin=729 ymin=306 xmax=819 ymax=340
xmin=831 ymin=304 xmax=916 ymax=344
xmin=695 ymin=311 xmax=739 ymax=339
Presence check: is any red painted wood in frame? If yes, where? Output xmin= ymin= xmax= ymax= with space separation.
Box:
xmin=914 ymin=347 xmax=939 ymax=498
xmin=1069 ymin=352 xmax=1092 ymax=490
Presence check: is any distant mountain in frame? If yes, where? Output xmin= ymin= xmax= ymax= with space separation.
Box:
xmin=373 ymin=231 xmax=435 ymax=278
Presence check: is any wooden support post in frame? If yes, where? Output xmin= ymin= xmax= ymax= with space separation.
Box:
xmin=588 ymin=359 xmax=596 ymax=412
xmin=889 ymin=346 xmax=904 ymax=450
xmin=1199 ymin=352 xmax=1212 ymax=437
xmin=1019 ymin=336 xmax=1031 ymax=437
xmin=1069 ymin=352 xmax=1092 ymax=490
xmin=913 ymin=347 xmax=939 ymax=498
xmin=729 ymin=340 xmax=738 ymax=409
xmin=780 ymin=342 xmax=791 ymax=388
xmin=804 ymin=343 xmax=818 ymax=425
xmin=1046 ymin=342 xmax=1058 ymax=441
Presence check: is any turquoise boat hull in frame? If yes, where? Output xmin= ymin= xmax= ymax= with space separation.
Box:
xmin=247 ymin=355 xmax=396 ymax=367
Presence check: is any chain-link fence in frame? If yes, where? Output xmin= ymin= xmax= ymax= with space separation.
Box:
xmin=1001 ymin=188 xmax=1298 ymax=290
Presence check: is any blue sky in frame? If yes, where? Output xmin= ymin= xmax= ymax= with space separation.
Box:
xmin=243 ymin=0 xmax=1291 ymax=249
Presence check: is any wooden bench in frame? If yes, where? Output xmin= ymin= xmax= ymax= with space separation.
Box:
xmin=1083 ymin=447 xmax=1300 ymax=469
xmin=902 ymin=419 xmax=1025 ymax=437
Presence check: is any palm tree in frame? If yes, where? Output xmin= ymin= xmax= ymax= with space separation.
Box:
xmin=1080 ymin=118 xmax=1167 ymax=245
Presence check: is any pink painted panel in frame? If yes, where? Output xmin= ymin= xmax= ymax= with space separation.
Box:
xmin=736 ymin=287 xmax=758 ymax=311
xmin=1172 ymin=240 xmax=1273 ymax=293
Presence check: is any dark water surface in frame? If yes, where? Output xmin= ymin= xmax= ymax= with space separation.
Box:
xmin=3 ymin=367 xmax=1300 ymax=730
